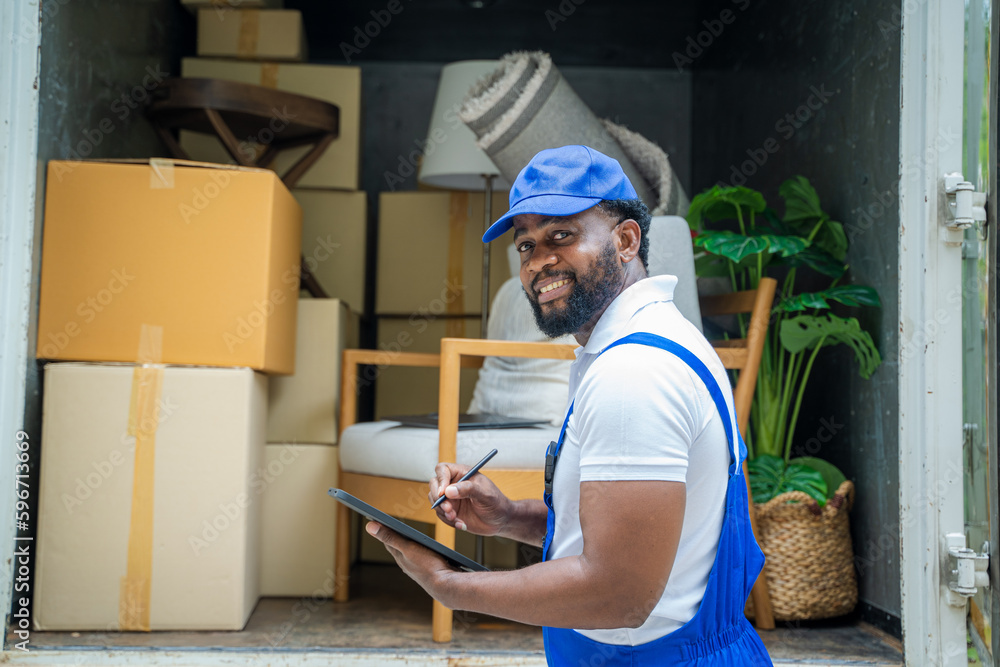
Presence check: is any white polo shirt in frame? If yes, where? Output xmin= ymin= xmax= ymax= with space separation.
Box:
xmin=549 ymin=275 xmax=735 ymax=646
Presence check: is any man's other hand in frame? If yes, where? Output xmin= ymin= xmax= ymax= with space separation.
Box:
xmin=429 ymin=462 xmax=512 ymax=536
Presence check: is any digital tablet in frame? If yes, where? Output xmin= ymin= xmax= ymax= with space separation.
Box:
xmin=329 ymin=488 xmax=490 ymax=573
xmin=381 ymin=413 xmax=550 ymax=430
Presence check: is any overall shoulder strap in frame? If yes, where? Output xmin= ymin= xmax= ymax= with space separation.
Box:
xmin=599 ymin=332 xmax=746 ymax=471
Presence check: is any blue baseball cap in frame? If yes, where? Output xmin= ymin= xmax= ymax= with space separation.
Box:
xmin=482 ymin=145 xmax=639 ymax=242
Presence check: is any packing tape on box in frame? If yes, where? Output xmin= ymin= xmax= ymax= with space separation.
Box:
xmin=260 ymin=63 xmax=279 ymax=89
xmin=148 ymin=159 xmax=175 ymax=189
xmin=237 ymin=10 xmax=259 ymax=57
xmin=119 ymin=324 xmax=165 ymax=631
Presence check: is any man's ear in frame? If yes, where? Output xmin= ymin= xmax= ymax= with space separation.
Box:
xmin=616 ymin=219 xmax=642 ymax=264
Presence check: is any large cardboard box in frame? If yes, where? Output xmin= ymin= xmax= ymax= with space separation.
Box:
xmin=197 ymin=9 xmax=307 ymax=61
xmin=260 ymin=444 xmax=338 ymax=596
xmin=296 ymin=189 xmax=367 ymax=314
xmin=180 ymin=58 xmax=361 ymax=191
xmin=35 ymin=363 xmax=267 ymax=630
xmin=267 ymin=299 xmax=358 ymax=444
xmin=374 ymin=317 xmax=480 ymax=420
xmin=377 ymin=192 xmax=512 ymax=315
xmin=36 ymin=160 xmax=301 ymax=374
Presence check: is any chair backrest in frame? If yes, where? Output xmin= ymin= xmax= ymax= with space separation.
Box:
xmin=699 ymin=277 xmax=777 ymax=436
xmin=646 ymin=215 xmax=702 ymax=331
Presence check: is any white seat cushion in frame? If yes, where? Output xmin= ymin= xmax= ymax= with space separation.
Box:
xmin=339 ymin=420 xmax=559 ymax=482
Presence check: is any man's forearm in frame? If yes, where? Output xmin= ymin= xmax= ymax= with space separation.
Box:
xmin=495 ymin=498 xmax=548 ymax=546
xmin=436 ymin=556 xmax=657 ymax=630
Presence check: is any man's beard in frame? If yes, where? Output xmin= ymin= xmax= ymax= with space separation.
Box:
xmin=524 ymin=242 xmax=624 ymax=338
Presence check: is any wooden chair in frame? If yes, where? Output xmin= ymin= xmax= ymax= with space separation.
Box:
xmin=699 ymin=276 xmax=778 ymax=630
xmin=335 ymin=276 xmax=778 ymax=641
xmin=335 ymin=340 xmax=577 ymax=642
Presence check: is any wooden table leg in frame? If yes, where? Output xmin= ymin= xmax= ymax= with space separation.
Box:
xmin=281 ymin=133 xmax=335 ymax=188
xmin=300 ymin=255 xmax=328 ymax=298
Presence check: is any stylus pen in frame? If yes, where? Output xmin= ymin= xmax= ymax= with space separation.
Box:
xmin=431 ymin=448 xmax=498 ymax=509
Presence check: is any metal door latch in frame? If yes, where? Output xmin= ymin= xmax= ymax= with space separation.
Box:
xmin=944 ymin=174 xmax=987 ymax=230
xmin=945 ymin=533 xmax=989 ymax=606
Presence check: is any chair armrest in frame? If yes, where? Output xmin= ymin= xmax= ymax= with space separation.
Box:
xmin=338 ymin=349 xmax=487 ymax=436
xmin=339 ymin=349 xmax=443 ymax=436
xmin=439 ymin=337 xmax=579 ymax=361
xmin=435 ymin=338 xmax=579 ymax=463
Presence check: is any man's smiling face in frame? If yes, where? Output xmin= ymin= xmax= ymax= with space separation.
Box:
xmin=513 ymin=206 xmax=625 ymax=338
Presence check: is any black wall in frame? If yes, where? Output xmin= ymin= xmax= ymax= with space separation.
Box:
xmin=692 ymin=0 xmax=902 ymax=631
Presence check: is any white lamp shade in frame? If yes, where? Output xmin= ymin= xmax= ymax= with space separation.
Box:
xmin=418 ymin=61 xmax=511 ymax=191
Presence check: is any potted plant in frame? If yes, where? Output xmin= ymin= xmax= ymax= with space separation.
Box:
xmin=688 ymin=177 xmax=881 ymax=620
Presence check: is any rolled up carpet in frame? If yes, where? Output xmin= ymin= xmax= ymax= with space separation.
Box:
xmin=459 ymin=51 xmax=687 ymax=216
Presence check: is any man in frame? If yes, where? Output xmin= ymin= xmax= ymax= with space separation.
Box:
xmin=366 ymin=145 xmax=772 ymax=665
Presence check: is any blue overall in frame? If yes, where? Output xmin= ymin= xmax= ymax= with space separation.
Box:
xmin=541 ymin=333 xmax=772 ymax=666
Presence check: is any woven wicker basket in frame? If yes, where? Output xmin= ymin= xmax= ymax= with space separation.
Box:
xmin=746 ymin=480 xmax=858 ymax=621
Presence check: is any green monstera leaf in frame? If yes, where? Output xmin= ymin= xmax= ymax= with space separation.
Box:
xmin=748 ymin=454 xmax=828 ymax=506
xmin=694 ymin=230 xmax=809 ymax=264
xmin=780 ymin=176 xmax=826 ymax=223
xmin=773 ymin=245 xmax=847 ymax=278
xmin=779 ymin=176 xmax=849 ymax=261
xmin=778 ymin=285 xmax=882 ymax=312
xmin=779 ymin=313 xmax=882 ymax=379
xmin=687 ymin=185 xmax=767 ymax=230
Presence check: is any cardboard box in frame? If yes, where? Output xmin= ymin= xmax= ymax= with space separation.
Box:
xmin=296 ymin=189 xmax=367 ymax=313
xmin=35 ymin=363 xmax=266 ymax=630
xmin=182 ymin=0 xmax=282 ymax=14
xmin=260 ymin=444 xmax=338 ymax=596
xmin=376 ymin=192 xmax=512 ymax=315
xmin=180 ymin=58 xmax=361 ymax=191
xmin=198 ymin=9 xmax=307 ymax=61
xmin=267 ymin=299 xmax=358 ymax=444
xmin=36 ymin=160 xmax=301 ymax=374
xmin=374 ymin=317 xmax=480 ymax=420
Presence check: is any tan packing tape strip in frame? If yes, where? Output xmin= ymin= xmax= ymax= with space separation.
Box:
xmin=237 ymin=10 xmax=259 ymax=57
xmin=119 ymin=325 xmax=164 ymax=631
xmin=260 ymin=63 xmax=279 ymax=89
xmin=445 ymin=193 xmax=467 ymax=338
xmin=148 ymin=158 xmax=175 ymax=189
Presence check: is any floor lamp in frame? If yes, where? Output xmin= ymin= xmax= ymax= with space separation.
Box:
xmin=418 ymin=61 xmax=510 ymax=563
xmin=417 ymin=61 xmax=510 ymax=340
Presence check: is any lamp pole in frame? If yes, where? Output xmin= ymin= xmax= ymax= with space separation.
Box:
xmin=480 ymin=173 xmax=495 ymax=339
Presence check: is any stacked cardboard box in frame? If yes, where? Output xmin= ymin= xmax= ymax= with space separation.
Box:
xmin=180 ymin=30 xmax=367 ymax=597
xmin=197 ymin=9 xmax=307 ymax=62
xmin=261 ymin=298 xmax=358 ymax=597
xmin=34 ymin=160 xmax=302 ymax=630
xmin=373 ymin=191 xmax=512 ymax=419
